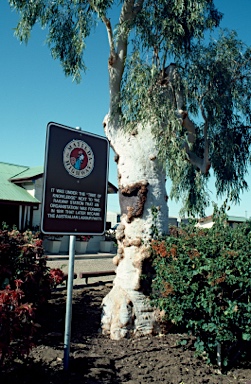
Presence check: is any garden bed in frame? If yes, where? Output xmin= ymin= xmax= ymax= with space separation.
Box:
xmin=1 ymin=282 xmax=251 ymax=383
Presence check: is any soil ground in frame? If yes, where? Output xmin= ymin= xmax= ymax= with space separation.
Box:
xmin=1 ymin=281 xmax=251 ymax=384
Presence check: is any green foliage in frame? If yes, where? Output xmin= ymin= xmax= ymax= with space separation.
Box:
xmin=134 ymin=0 xmax=222 ymax=56
xmin=180 ymin=31 xmax=251 ymax=202
xmin=151 ymin=207 xmax=251 ymax=367
xmin=8 ymin=0 xmax=251 ymax=215
xmin=122 ymin=30 xmax=251 ymax=216
xmin=9 ymin=0 xmax=98 ymax=81
xmin=168 ymin=158 xmax=211 ymax=218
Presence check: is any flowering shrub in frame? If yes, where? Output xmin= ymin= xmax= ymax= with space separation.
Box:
xmin=0 ymin=227 xmax=64 ymax=366
xmin=46 ymin=235 xmax=63 ymax=241
xmin=104 ymin=230 xmax=117 ymax=245
xmin=150 ymin=207 xmax=251 ymax=368
xmin=49 ymin=268 xmax=64 ymax=287
xmin=0 ymin=229 xmax=51 ymax=306
xmin=0 ymin=280 xmax=36 ymax=365
xmin=76 ymin=235 xmax=92 ymax=241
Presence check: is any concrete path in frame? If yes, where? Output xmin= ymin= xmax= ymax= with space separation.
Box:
xmin=46 ymin=252 xmax=116 ymax=286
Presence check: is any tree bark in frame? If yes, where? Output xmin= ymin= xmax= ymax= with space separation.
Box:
xmin=101 ymin=117 xmax=169 ymax=339
xmin=100 ymin=0 xmax=170 ymax=340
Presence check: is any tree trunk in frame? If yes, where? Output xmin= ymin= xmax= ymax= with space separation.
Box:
xmin=101 ymin=118 xmax=169 ymax=340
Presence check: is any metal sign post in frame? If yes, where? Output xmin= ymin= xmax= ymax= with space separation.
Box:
xmin=41 ymin=122 xmax=109 ymax=372
xmin=63 ymin=235 xmax=76 ymax=371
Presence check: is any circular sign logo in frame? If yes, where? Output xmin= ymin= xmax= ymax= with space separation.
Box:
xmin=63 ymin=140 xmax=94 ymax=178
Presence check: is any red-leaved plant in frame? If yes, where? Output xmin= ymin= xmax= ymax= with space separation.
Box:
xmin=77 ymin=235 xmax=92 ymax=241
xmin=49 ymin=268 xmax=65 ymax=288
xmin=0 ymin=279 xmax=36 ymax=365
xmin=0 ymin=227 xmax=64 ymax=366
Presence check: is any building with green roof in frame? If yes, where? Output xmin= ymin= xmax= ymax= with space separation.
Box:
xmin=0 ymin=162 xmax=42 ymax=230
xmin=197 ymin=214 xmax=248 ymax=229
xmin=0 ymin=162 xmax=117 ymax=231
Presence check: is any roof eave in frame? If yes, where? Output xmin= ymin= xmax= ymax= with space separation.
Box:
xmin=10 ymin=173 xmax=44 ymax=183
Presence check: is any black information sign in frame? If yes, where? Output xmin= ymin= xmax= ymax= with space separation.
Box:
xmin=41 ymin=122 xmax=109 ymax=235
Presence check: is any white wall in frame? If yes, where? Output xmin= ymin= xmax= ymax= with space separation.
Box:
xmin=33 ymin=178 xmax=43 ymax=228
xmin=196 ymin=221 xmax=214 ymax=228
xmin=106 ymin=211 xmax=120 ymax=228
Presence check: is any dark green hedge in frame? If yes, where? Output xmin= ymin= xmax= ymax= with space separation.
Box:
xmin=150 ymin=208 xmax=251 ymax=367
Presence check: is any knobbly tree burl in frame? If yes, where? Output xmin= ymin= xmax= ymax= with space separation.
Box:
xmin=9 ymin=0 xmax=251 ymax=339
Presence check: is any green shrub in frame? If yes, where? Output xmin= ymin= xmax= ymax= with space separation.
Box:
xmin=150 ymin=207 xmax=251 ymax=367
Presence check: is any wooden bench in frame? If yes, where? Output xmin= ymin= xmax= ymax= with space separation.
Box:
xmin=79 ymin=270 xmax=116 ymax=284
xmin=62 ymin=273 xmax=77 ymax=287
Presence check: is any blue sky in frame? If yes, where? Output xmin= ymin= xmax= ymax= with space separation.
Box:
xmin=0 ymin=0 xmax=251 ymax=218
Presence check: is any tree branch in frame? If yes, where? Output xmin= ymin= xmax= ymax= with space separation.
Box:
xmin=87 ymin=1 xmax=145 ymax=124
xmin=164 ymin=64 xmax=211 ymax=174
xmin=87 ymin=1 xmax=116 ymax=59
xmin=182 ymin=109 xmax=211 ymax=175
xmin=108 ymin=0 xmax=144 ymax=118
